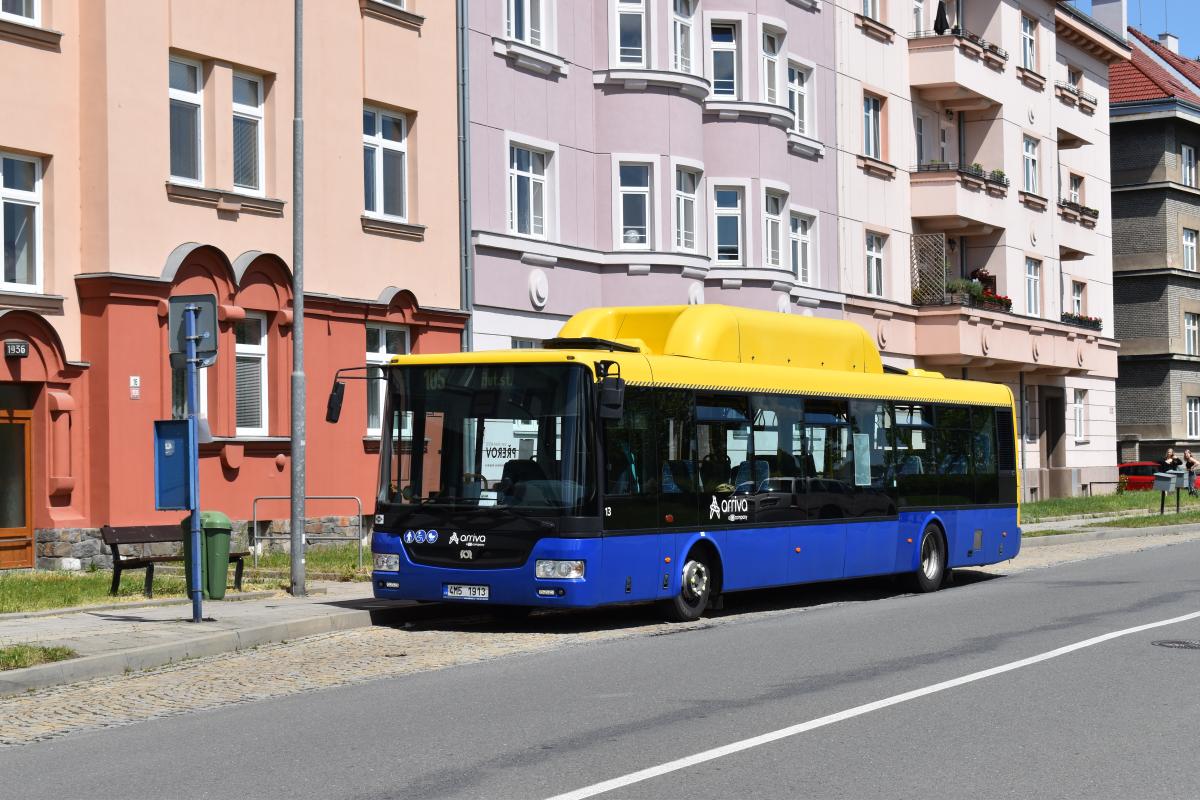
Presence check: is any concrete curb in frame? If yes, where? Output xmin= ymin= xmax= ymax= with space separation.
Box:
xmin=1021 ymin=524 xmax=1200 ymax=548
xmin=0 ymin=606 xmax=379 ymax=697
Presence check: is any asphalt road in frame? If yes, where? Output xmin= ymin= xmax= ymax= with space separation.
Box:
xmin=5 ymin=540 xmax=1200 ymax=800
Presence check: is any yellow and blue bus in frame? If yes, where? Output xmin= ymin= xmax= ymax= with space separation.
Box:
xmin=342 ymin=305 xmax=1019 ymax=621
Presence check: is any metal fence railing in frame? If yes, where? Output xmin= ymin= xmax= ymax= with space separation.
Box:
xmin=250 ymin=495 xmax=365 ymax=570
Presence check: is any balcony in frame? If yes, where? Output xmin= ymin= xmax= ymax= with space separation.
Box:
xmin=909 ymin=30 xmax=1008 ymax=111
xmin=910 ymin=162 xmax=1009 ymax=235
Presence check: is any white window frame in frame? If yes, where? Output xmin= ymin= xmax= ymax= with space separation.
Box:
xmin=0 ymin=0 xmax=37 ymax=24
xmin=1021 ymin=14 xmax=1037 ymax=71
xmin=363 ymin=106 xmax=408 ymax=222
xmin=1068 ymin=173 xmax=1082 ymax=205
xmin=172 ymin=364 xmax=209 ymax=420
xmin=863 ymin=94 xmax=883 ymax=160
xmin=1025 ymin=257 xmax=1042 ymax=316
xmin=912 ymin=0 xmax=924 ymax=32
xmin=366 ymin=324 xmax=409 ymax=438
xmin=1184 ymin=144 xmax=1197 ymax=188
xmin=710 ymin=22 xmax=739 ymax=99
xmin=1186 ymin=312 xmax=1200 ymax=356
xmin=1185 ymin=228 xmax=1198 ymax=271
xmin=761 ymin=30 xmax=781 ymax=105
xmin=1072 ymin=281 xmax=1085 ymax=316
xmin=1023 ymin=136 xmax=1040 ymax=195
xmin=0 ymin=152 xmax=43 ymax=294
xmin=615 ymin=0 xmax=647 ymax=67
xmin=232 ymin=72 xmax=265 ymax=196
xmin=615 ymin=159 xmax=654 ymax=250
xmin=512 ymin=337 xmax=539 ymax=349
xmin=671 ymin=0 xmax=695 ymax=74
xmin=862 ymin=0 xmax=880 ymax=21
xmin=865 ymin=232 xmax=885 ymax=296
xmin=168 ymin=57 xmax=204 ymax=186
xmin=507 ymin=0 xmax=547 ymax=49
xmin=713 ymin=184 xmax=745 ymax=265
xmin=1189 ymin=397 xmax=1200 ymax=439
xmin=763 ymin=191 xmax=785 ymax=268
xmin=790 ymin=210 xmax=815 ymax=285
xmin=787 ymin=61 xmax=812 ymax=136
xmin=673 ymin=164 xmax=701 ymax=253
xmin=506 ymin=134 xmax=558 ymax=240
xmin=1073 ymin=388 xmax=1087 ymax=441
xmin=235 ymin=313 xmax=269 ymax=438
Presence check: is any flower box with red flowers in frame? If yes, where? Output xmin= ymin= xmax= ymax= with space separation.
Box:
xmin=1061 ymin=311 xmax=1102 ymax=331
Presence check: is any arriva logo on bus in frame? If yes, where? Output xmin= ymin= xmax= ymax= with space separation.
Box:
xmin=709 ymin=495 xmax=749 ymax=522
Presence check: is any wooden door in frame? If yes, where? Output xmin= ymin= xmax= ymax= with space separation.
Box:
xmin=0 ymin=409 xmax=33 ymax=569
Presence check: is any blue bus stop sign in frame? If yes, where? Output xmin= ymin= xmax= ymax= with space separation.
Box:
xmin=154 ymin=418 xmax=195 ymax=510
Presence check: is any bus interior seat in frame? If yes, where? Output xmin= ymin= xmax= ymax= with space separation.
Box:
xmin=500 ymin=459 xmax=547 ymax=495
xmin=699 ymin=454 xmax=731 ymax=493
xmin=733 ymin=459 xmax=770 ymax=488
xmin=899 ymin=455 xmax=923 ymax=475
xmin=663 ymin=460 xmax=696 ymax=493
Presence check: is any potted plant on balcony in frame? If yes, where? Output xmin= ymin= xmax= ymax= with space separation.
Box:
xmin=946 ymin=278 xmax=977 ymax=305
xmin=978 ymin=287 xmax=1013 ymax=311
xmin=988 ymin=168 xmax=1007 ymax=184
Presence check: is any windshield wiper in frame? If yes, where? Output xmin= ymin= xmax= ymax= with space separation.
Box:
xmin=465 ymin=504 xmax=555 ymax=530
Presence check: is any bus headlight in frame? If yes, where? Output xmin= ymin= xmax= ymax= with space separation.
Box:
xmin=374 ymin=553 xmax=400 ymax=572
xmin=536 ymin=560 xmax=585 ymax=579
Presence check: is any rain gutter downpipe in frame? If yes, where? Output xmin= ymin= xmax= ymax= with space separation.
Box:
xmin=457 ymin=0 xmax=475 ymax=352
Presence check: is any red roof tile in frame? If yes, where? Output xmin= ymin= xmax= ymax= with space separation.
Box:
xmin=1129 ymin=27 xmax=1200 ymax=87
xmin=1110 ymin=30 xmax=1200 ymax=104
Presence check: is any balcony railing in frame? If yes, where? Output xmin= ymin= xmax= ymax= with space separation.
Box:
xmin=913 ymin=161 xmax=1010 ymax=187
xmin=1061 ymin=311 xmax=1103 ymax=331
xmin=909 ymin=28 xmax=1009 ymax=61
xmin=1058 ymin=198 xmax=1100 ymax=219
xmin=1054 ymin=80 xmax=1099 ymax=107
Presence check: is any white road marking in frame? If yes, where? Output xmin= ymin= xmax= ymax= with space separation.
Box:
xmin=545 ymin=608 xmax=1200 ymax=800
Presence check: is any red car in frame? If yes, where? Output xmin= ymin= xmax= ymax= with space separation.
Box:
xmin=1118 ymin=461 xmax=1200 ymax=490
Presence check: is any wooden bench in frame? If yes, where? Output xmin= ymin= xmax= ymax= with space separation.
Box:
xmin=100 ymin=525 xmax=248 ymax=598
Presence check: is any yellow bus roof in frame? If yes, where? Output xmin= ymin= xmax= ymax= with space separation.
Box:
xmin=390 ymin=305 xmax=1014 ymax=408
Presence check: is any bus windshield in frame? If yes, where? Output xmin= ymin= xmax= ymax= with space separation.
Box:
xmin=379 ymin=363 xmax=595 ymax=515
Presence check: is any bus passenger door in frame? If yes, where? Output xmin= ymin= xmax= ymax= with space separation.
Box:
xmin=600 ymin=388 xmax=661 ymax=602
xmin=655 ymin=390 xmax=698 ymax=597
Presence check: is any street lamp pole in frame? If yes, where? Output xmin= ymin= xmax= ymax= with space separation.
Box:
xmin=289 ymin=0 xmax=306 ymax=596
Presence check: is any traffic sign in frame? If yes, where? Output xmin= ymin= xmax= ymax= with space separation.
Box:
xmin=167 ymin=294 xmax=218 ymax=366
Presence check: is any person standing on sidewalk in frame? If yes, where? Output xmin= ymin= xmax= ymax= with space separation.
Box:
xmin=1185 ymin=449 xmax=1199 ymax=496
xmin=1163 ymin=448 xmax=1182 ymax=472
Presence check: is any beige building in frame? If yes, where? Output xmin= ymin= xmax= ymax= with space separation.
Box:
xmin=0 ymin=0 xmax=465 ymax=570
xmin=833 ymin=0 xmax=1129 ymax=499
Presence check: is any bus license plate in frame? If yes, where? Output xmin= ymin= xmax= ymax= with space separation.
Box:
xmin=444 ymin=584 xmax=489 ymax=601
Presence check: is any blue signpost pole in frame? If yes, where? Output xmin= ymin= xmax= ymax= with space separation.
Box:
xmin=185 ymin=304 xmax=203 ymax=623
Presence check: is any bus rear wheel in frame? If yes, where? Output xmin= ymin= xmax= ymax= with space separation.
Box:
xmin=660 ymin=553 xmax=712 ymax=622
xmin=909 ymin=525 xmax=946 ymax=593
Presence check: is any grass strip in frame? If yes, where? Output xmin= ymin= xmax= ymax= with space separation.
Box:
xmin=0 ymin=571 xmax=276 ymax=615
xmin=1087 ymin=509 xmax=1200 ymax=529
xmin=0 ymin=643 xmax=77 ymax=671
xmin=1021 ymin=491 xmax=1200 ymax=522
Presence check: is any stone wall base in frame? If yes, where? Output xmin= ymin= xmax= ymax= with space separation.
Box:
xmin=32 ymin=516 xmax=373 ymax=571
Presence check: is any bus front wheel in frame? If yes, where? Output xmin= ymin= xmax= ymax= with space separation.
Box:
xmin=660 ymin=553 xmax=712 ymax=622
xmin=909 ymin=525 xmax=946 ymax=593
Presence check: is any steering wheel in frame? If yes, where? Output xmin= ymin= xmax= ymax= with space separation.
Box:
xmin=463 ymin=473 xmax=489 ymax=490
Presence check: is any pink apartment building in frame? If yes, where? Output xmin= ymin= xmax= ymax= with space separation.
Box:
xmin=0 ymin=0 xmax=465 ymax=570
xmin=835 ymin=0 xmax=1128 ymax=498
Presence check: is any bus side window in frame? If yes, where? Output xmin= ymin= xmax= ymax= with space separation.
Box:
xmin=973 ymin=406 xmax=1000 ymax=505
xmin=602 ymin=388 xmax=658 ymax=530
xmin=803 ymin=398 xmax=852 ymax=519
xmin=657 ymin=390 xmax=698 ymax=527
xmin=935 ymin=405 xmax=973 ymax=506
xmin=848 ymin=399 xmax=896 ymax=517
xmin=749 ymin=394 xmax=806 ymax=522
xmin=892 ymin=402 xmax=936 ymax=507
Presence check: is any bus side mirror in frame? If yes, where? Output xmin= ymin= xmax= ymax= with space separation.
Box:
xmin=598 ymin=376 xmax=625 ymax=420
xmin=325 ymin=380 xmax=345 ymax=423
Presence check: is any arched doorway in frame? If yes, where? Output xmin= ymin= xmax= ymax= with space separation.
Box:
xmin=0 ymin=383 xmax=34 ymax=568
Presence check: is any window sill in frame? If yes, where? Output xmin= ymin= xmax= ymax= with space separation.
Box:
xmin=787 ymin=131 xmax=825 ymax=158
xmin=491 ymin=37 xmax=569 ymax=77
xmin=0 ymin=16 xmax=62 ymax=49
xmin=593 ymin=68 xmax=710 ymax=98
xmin=856 ymin=154 xmax=897 ymax=179
xmin=1054 ymin=83 xmax=1080 ymax=105
xmin=165 ymin=182 xmax=286 ymax=216
xmin=854 ymin=13 xmax=895 ymax=43
xmin=1016 ymin=66 xmax=1047 ymax=91
xmin=1078 ymin=96 xmax=1097 ymax=115
xmin=703 ymin=99 xmax=794 ymax=129
xmin=786 ymin=0 xmax=821 ymax=10
xmin=1019 ymin=190 xmax=1049 ymax=211
xmin=361 ymin=215 xmax=427 ymax=240
xmin=358 ymin=0 xmax=424 ymax=29
xmin=0 ymin=288 xmax=64 ymax=315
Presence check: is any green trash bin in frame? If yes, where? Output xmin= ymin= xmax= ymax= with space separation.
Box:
xmin=180 ymin=511 xmax=233 ymax=600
